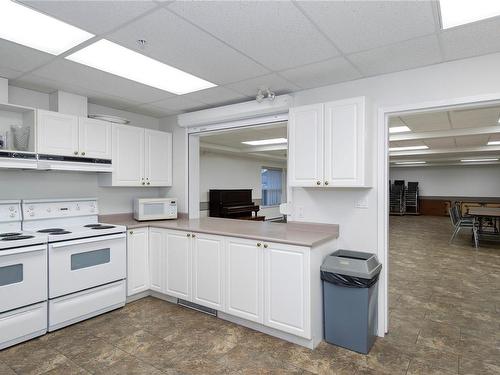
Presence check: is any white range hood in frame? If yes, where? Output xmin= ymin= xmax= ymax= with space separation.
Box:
xmin=37 ymin=155 xmax=112 ymax=172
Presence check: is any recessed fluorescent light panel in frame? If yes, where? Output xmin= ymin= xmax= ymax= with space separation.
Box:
xmin=389 ymin=126 xmax=411 ymax=134
xmin=242 ymin=138 xmax=288 ymax=146
xmin=66 ymin=39 xmax=216 ymax=95
xmin=389 ymin=145 xmax=429 ymax=151
xmin=394 ymin=161 xmax=426 ymax=165
xmin=488 ymin=141 xmax=500 ymax=145
xmin=439 ymin=0 xmax=500 ymax=29
xmin=461 ymin=158 xmax=499 ymax=163
xmin=0 ymin=0 xmax=93 ymax=55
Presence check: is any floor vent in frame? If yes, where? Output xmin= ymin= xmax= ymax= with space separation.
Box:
xmin=177 ymin=299 xmax=217 ymax=316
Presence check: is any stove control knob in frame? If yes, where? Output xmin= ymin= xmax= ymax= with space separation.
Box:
xmin=30 ymin=212 xmax=35 ymax=217
xmin=9 ymin=213 xmax=15 ymax=218
xmin=9 ymin=206 xmax=15 ymax=211
xmin=46 ymin=208 xmax=51 ymax=212
xmin=29 ymin=205 xmax=34 ymax=211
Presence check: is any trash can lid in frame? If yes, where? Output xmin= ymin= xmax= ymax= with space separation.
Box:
xmin=320 ymin=249 xmax=382 ymax=279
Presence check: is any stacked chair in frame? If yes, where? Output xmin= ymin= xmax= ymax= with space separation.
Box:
xmin=389 ymin=180 xmax=420 ymax=215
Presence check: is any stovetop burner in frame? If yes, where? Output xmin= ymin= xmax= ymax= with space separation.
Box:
xmin=1 ymin=235 xmax=35 ymax=241
xmin=0 ymin=232 xmax=22 ymax=237
xmin=38 ymin=228 xmax=65 ymax=233
xmin=50 ymin=231 xmax=71 ymax=235
xmin=84 ymin=224 xmax=101 ymax=228
xmin=92 ymin=225 xmax=115 ymax=230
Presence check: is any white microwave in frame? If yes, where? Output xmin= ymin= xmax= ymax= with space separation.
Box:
xmin=134 ymin=198 xmax=177 ymax=221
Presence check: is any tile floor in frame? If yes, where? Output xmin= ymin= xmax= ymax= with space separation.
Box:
xmin=1 ymin=216 xmax=499 ymax=375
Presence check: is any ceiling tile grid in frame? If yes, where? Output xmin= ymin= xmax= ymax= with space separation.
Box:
xmin=400 ymin=111 xmax=451 ymax=132
xmin=226 ymin=73 xmax=300 ymax=97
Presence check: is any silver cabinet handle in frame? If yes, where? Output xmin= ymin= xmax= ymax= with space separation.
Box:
xmin=192 ymin=233 xmax=196 ymax=238
xmin=187 ymin=233 xmax=191 ymax=237
xmin=316 ymin=181 xmax=321 ymax=186
xmin=81 ymin=152 xmax=86 ymax=156
xmin=324 ymin=181 xmax=329 ymax=186
xmin=257 ymin=242 xmax=262 ymax=247
xmin=74 ymin=151 xmax=78 ymax=155
xmin=263 ymin=244 xmax=268 ymax=248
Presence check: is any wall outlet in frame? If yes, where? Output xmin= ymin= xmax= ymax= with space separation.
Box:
xmin=355 ymin=198 xmax=368 ymax=209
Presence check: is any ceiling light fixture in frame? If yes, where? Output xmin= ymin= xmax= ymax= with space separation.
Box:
xmin=439 ymin=0 xmax=500 ymax=29
xmin=0 ymin=0 xmax=94 ymax=55
xmin=461 ymin=158 xmax=499 ymax=163
xmin=394 ymin=161 xmax=427 ymax=165
xmin=242 ymin=138 xmax=287 ymax=146
xmin=66 ymin=39 xmax=216 ymax=95
xmin=487 ymin=141 xmax=500 ymax=145
xmin=256 ymin=88 xmax=276 ymax=103
xmin=389 ymin=126 xmax=411 ymax=134
xmin=389 ymin=145 xmax=429 ymax=151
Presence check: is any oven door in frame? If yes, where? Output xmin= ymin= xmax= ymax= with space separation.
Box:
xmin=49 ymin=233 xmax=126 ymax=298
xmin=0 ymin=245 xmax=47 ymax=313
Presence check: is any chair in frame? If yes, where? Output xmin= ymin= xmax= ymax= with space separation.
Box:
xmin=449 ymin=203 xmax=475 ymax=244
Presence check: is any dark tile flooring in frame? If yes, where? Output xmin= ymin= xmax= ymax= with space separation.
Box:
xmin=1 ymin=216 xmax=499 ymax=375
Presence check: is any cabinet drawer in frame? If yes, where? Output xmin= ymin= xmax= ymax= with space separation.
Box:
xmin=0 ymin=302 xmax=47 ymax=350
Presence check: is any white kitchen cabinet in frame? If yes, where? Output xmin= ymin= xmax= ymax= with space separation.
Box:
xmin=127 ymin=228 xmax=149 ymax=296
xmin=37 ymin=110 xmax=79 ymax=157
xmin=37 ymin=110 xmax=112 ymax=159
xmin=164 ymin=230 xmax=191 ymax=300
xmin=145 ymin=129 xmax=172 ymax=187
xmin=288 ymin=104 xmax=324 ymax=187
xmin=192 ymin=233 xmax=225 ymax=311
xmin=225 ymin=237 xmax=263 ymax=323
xmin=263 ymin=242 xmax=311 ymax=339
xmin=78 ymin=117 xmax=112 ymax=159
xmin=100 ymin=124 xmax=172 ymax=187
xmin=148 ymin=227 xmax=164 ymax=293
xmin=288 ymin=97 xmax=370 ymax=188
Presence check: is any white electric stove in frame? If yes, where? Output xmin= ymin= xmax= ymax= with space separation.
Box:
xmin=0 ymin=200 xmax=47 ymax=350
xmin=22 ymin=198 xmax=127 ymax=332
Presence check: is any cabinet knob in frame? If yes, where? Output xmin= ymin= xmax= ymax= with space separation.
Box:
xmin=81 ymin=152 xmax=86 ymax=156
xmin=141 ymin=177 xmax=145 ymax=180
xmin=316 ymin=181 xmax=321 ymax=186
xmin=324 ymin=181 xmax=329 ymax=186
xmin=192 ymin=234 xmax=196 ymax=238
xmin=257 ymin=242 xmax=262 ymax=247
xmin=129 ymin=231 xmax=133 ymax=235
xmin=187 ymin=233 xmax=191 ymax=237
xmin=146 ymin=182 xmax=150 ymax=185
xmin=141 ymin=182 xmax=145 ymax=185
xmin=74 ymin=151 xmax=78 ymax=155
xmin=263 ymin=244 xmax=268 ymax=248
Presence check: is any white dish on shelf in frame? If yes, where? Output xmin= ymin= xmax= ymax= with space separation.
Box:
xmin=88 ymin=114 xmax=130 ymax=124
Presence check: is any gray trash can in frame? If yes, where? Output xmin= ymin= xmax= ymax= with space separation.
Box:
xmin=321 ymin=249 xmax=382 ymax=354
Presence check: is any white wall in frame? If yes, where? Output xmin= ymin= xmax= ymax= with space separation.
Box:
xmin=390 ymin=165 xmax=500 ymax=197
xmin=199 ymin=151 xmax=286 ymax=219
xmin=1 ymin=85 xmax=165 ymax=214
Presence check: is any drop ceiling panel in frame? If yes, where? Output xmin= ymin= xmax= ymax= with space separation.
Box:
xmin=489 ymin=134 xmax=500 ymax=142
xmin=0 ymin=67 xmax=23 ymax=80
xmin=297 ymin=0 xmax=436 ymax=54
xmin=168 ymin=1 xmax=339 ymax=71
xmin=107 ymin=8 xmax=269 ymax=85
xmin=122 ymin=103 xmax=175 ymax=118
xmin=226 ymin=73 xmax=300 ymax=97
xmin=390 ymin=140 xmax=427 ymax=148
xmin=400 ymin=111 xmax=451 ymax=132
xmin=389 ymin=117 xmax=407 ymax=127
xmin=423 ymin=138 xmax=456 ymax=149
xmin=183 ymin=86 xmax=249 ymax=106
xmin=440 ymin=17 xmax=500 ymax=61
xmin=201 ymin=125 xmax=287 ymax=149
xmin=454 ymin=134 xmax=490 ymax=147
xmin=280 ymin=57 xmax=361 ymax=89
xmin=146 ymin=95 xmax=207 ymax=113
xmin=0 ymin=39 xmax=54 ymax=74
xmin=348 ymin=35 xmax=442 ymax=77
xmin=31 ymin=59 xmax=173 ymax=104
xmin=449 ymin=106 xmax=500 ymax=129
xmin=20 ymin=0 xmax=158 ymax=35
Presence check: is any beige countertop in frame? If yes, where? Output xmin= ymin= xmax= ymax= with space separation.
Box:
xmin=100 ymin=214 xmax=339 ymax=247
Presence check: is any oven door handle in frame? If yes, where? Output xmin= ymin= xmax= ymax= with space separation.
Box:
xmin=0 ymin=244 xmax=47 ymax=256
xmin=50 ymin=233 xmax=126 ymax=249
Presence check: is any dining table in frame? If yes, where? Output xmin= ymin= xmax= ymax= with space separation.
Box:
xmin=468 ymin=207 xmax=500 ymax=248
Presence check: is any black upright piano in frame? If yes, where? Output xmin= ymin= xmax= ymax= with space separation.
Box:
xmin=209 ymin=189 xmax=262 ymax=220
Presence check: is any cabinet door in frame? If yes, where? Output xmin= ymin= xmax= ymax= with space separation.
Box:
xmin=288 ymin=104 xmax=324 ymax=187
xmin=324 ymin=97 xmax=366 ymax=187
xmin=225 ymin=237 xmax=263 ymax=323
xmin=149 ymin=227 xmax=164 ymax=293
xmin=127 ymin=228 xmax=149 ymax=296
xmin=37 ymin=110 xmax=79 ymax=157
xmin=192 ymin=233 xmax=224 ymax=311
xmin=264 ymin=242 xmax=311 ymax=339
xmin=112 ymin=124 xmax=144 ymax=186
xmin=164 ymin=230 xmax=191 ymax=300
xmin=145 ymin=129 xmax=172 ymax=187
xmin=78 ymin=118 xmax=112 ymax=159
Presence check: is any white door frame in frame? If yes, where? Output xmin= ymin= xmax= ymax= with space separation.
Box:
xmin=377 ymin=92 xmax=500 ymax=334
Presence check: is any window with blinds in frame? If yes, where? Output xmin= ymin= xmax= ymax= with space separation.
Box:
xmin=261 ymin=167 xmax=283 ymax=207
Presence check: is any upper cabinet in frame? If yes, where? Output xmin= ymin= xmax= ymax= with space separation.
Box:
xmin=288 ymin=97 xmax=370 ymax=188
xmin=37 ymin=110 xmax=111 ymax=160
xmin=100 ymin=124 xmax=172 ymax=187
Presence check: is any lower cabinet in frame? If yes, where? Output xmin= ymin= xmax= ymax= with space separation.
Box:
xmin=126 ymin=228 xmax=149 ymax=296
xmin=225 ymin=237 xmax=263 ymax=323
xmin=149 ymin=227 xmax=165 ymax=293
xmin=264 ymin=242 xmax=311 ymax=339
xmin=164 ymin=230 xmax=191 ymax=300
